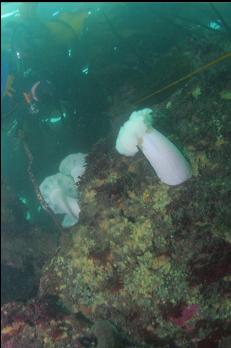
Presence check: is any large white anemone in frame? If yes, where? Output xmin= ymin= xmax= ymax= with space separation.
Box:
xmin=115 ymin=108 xmax=192 ymax=186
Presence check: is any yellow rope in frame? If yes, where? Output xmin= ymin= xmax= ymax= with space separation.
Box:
xmin=136 ymin=51 xmax=231 ymax=105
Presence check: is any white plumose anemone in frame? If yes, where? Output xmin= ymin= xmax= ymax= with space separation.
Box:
xmin=39 ymin=153 xmax=88 ymax=228
xmin=59 ymin=153 xmax=87 ymax=183
xmin=115 ymin=108 xmax=192 ymax=186
xmin=39 ymin=173 xmax=80 ymax=228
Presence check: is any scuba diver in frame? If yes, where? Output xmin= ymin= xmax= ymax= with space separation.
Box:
xmin=1 ymin=23 xmax=67 ymax=133
xmin=2 ymin=48 xmax=57 ymax=129
xmin=1 ymin=6 xmax=56 ymax=128
xmin=1 ymin=1 xmax=89 ymax=131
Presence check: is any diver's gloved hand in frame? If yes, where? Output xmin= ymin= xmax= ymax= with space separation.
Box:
xmin=23 ymin=92 xmax=39 ymax=114
xmin=29 ymin=102 xmax=39 ymax=114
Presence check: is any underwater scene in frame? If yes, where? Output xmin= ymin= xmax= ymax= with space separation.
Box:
xmin=1 ymin=2 xmax=231 ymax=347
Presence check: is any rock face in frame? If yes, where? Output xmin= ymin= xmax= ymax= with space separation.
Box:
xmin=92 ymin=320 xmax=125 ymax=348
xmin=37 ymin=58 xmax=231 ymax=346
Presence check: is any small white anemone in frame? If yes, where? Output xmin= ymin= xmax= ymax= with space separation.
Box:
xmin=39 ymin=173 xmax=80 ymax=228
xmin=59 ymin=153 xmax=87 ymax=183
xmin=116 ymin=108 xmax=192 ymax=186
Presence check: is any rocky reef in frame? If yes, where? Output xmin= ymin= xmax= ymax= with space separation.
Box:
xmin=38 ymin=79 xmax=231 ymax=346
